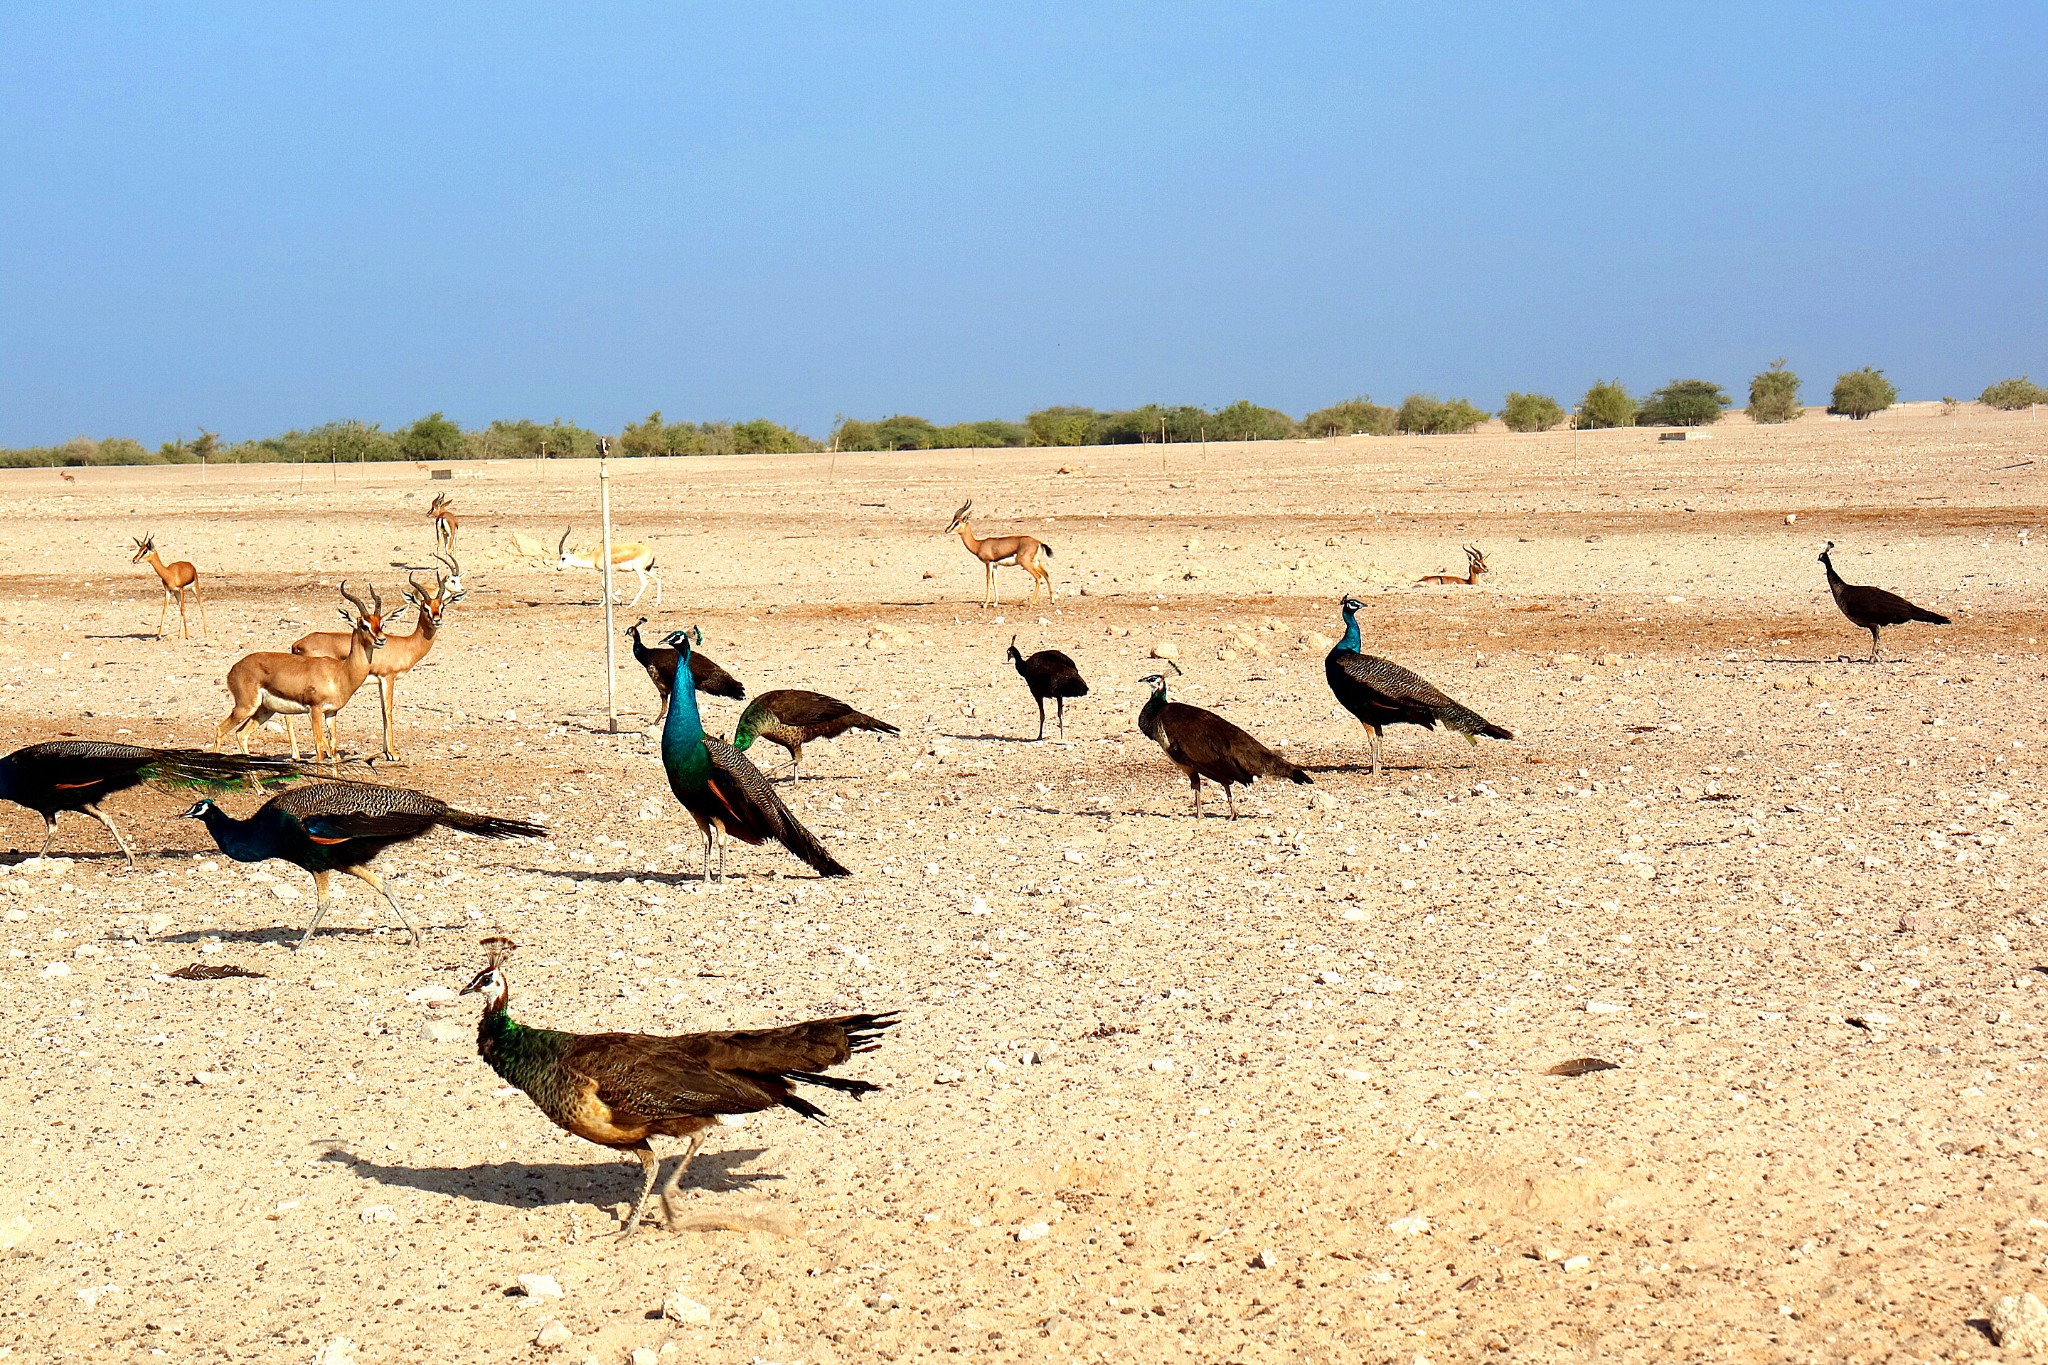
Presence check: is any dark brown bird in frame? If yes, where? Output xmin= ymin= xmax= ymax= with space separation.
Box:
xmin=179 ymin=781 xmax=544 ymax=947
xmin=731 ymin=689 xmax=898 ymax=778
xmin=0 ymin=740 xmax=298 ymax=866
xmin=627 ymin=619 xmax=746 ymax=712
xmin=1818 ymin=541 xmax=1951 ymax=661
xmin=1007 ymin=636 xmax=1089 ymax=739
xmin=1137 ymin=671 xmax=1311 ymax=818
xmin=451 ymin=936 xmax=897 ymax=1239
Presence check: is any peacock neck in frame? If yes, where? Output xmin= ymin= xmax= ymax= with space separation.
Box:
xmin=661 ymin=649 xmax=712 ymax=775
xmin=201 ymin=807 xmax=262 ymax=862
xmin=1337 ymin=605 xmax=1362 ymax=653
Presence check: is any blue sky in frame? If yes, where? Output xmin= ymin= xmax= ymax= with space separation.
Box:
xmin=2 ymin=3 xmax=2042 ymax=445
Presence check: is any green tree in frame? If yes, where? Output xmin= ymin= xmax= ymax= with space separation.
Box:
xmin=1747 ymin=360 xmax=1802 ymax=424
xmin=1302 ymin=397 xmax=1397 ymax=436
xmin=1396 ymin=394 xmax=1487 ymax=435
xmin=1208 ymin=400 xmax=1296 ymax=441
xmin=398 ymin=411 xmax=464 ymax=460
xmin=307 ymin=420 xmax=400 ymax=464
xmin=831 ymin=417 xmax=881 ymax=451
xmin=1575 ymin=380 xmax=1636 ymax=429
xmin=1980 ymin=376 xmax=2048 ymax=411
xmin=618 ymin=411 xmax=672 ymax=457
xmin=732 ymin=419 xmax=818 ymax=454
xmin=1829 ymin=367 xmax=1898 ymax=419
xmin=1499 ymin=392 xmax=1564 ymax=433
xmin=1024 ymin=406 xmax=1102 ymax=446
xmin=934 ymin=419 xmax=1030 ymax=448
xmin=1637 ymin=378 xmax=1731 ymax=428
xmin=872 ymin=415 xmax=941 ymax=450
xmin=192 ymin=429 xmax=220 ymax=463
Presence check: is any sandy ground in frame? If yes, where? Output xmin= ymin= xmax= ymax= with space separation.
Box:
xmin=2 ymin=403 xmax=2047 ymax=1363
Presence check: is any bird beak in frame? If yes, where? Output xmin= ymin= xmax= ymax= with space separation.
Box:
xmin=454 ymin=969 xmax=493 ymax=997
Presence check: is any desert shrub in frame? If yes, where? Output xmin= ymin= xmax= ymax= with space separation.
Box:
xmin=304 ymin=420 xmax=401 ymax=464
xmin=398 ymin=411 xmax=464 ymax=461
xmin=1637 ymin=379 xmax=1731 ymax=428
xmin=1575 ymin=380 xmax=1636 ymax=429
xmin=934 ymin=420 xmax=1030 ymax=448
xmin=479 ymin=419 xmax=600 ymax=458
xmin=1024 ymin=406 xmax=1104 ymax=446
xmin=732 ymin=419 xmax=819 ymax=454
xmin=831 ymin=417 xmax=881 ymax=451
xmin=1499 ymin=392 xmax=1564 ymax=432
xmin=1941 ymin=396 xmax=1960 ymax=416
xmin=1202 ymin=400 xmax=1295 ymax=441
xmin=1829 ymin=367 xmax=1898 ymax=419
xmin=1303 ymin=397 xmax=1397 ymax=436
xmin=1980 ymin=376 xmax=2048 ymax=411
xmin=1747 ymin=360 xmax=1802 ymax=424
xmin=0 ymin=445 xmax=65 ymax=468
xmin=1396 ymin=394 xmax=1487 ymax=435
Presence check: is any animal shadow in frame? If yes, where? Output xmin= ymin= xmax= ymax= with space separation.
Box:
xmin=320 ymin=1146 xmax=780 ymax=1208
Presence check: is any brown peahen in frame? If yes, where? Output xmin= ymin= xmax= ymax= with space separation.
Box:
xmin=731 ymin=689 xmax=898 ymax=778
xmin=1818 ymin=542 xmax=1950 ymax=661
xmin=1137 ymin=670 xmax=1311 ymax=818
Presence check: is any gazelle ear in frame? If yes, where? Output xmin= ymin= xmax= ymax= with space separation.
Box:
xmin=336 ymin=608 xmax=354 ymax=623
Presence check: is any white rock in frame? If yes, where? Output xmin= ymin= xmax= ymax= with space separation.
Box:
xmin=421 ymin=1018 xmax=466 ymax=1043
xmin=269 ymin=883 xmax=301 ymax=902
xmin=1149 ymin=1058 xmax=1176 ymax=1073
xmin=1337 ymin=1068 xmax=1371 ymax=1082
xmin=357 ymin=1205 xmax=397 ymax=1224
xmin=1015 ymin=1222 xmax=1051 ymax=1242
xmin=534 ymin=1319 xmax=572 ymax=1347
xmin=630 ymin=1350 xmax=659 ymax=1365
xmin=1562 ymin=1255 xmax=1591 ymax=1272
xmin=934 ymin=1067 xmax=964 ymax=1085
xmin=1584 ymin=1001 xmax=1625 ymax=1014
xmin=192 ymin=1071 xmax=228 ymax=1085
xmin=0 ymin=1214 xmax=30 ymax=1250
xmin=1989 ymin=1292 xmax=2048 ymax=1351
xmin=1149 ymin=640 xmax=1180 ymax=660
xmin=1251 ymin=1248 xmax=1278 ymax=1269
xmin=663 ymin=1289 xmax=711 ymax=1325
xmin=313 ymin=1339 xmax=357 ymax=1365
xmin=1388 ymin=1215 xmax=1431 ymax=1236
xmin=517 ymin=1274 xmax=564 ymax=1299
xmin=964 ymin=894 xmax=992 ymax=916
xmin=1317 ymin=969 xmax=1343 ymax=985
xmin=406 ymin=984 xmax=456 ymax=1003
xmin=40 ymin=961 xmax=71 ymax=979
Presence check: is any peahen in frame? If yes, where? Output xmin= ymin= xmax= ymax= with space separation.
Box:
xmin=1137 ymin=669 xmax=1311 ymax=819
xmin=627 ymin=619 xmax=745 ymax=717
xmin=1006 ymin=636 xmax=1088 ymax=740
xmin=658 ymin=629 xmax=849 ymax=881
xmin=179 ymin=781 xmax=544 ymax=946
xmin=0 ymin=740 xmax=301 ymax=866
xmin=446 ymin=936 xmax=897 ymax=1239
xmin=1324 ymin=595 xmax=1512 ymax=775
xmin=732 ymin=690 xmax=898 ymax=779
xmin=1818 ymin=542 xmax=1950 ymax=661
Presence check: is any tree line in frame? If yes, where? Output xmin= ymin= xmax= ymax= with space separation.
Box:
xmin=5 ymin=367 xmax=2042 ymax=468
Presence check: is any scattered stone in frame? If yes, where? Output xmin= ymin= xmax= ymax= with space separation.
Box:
xmin=934 ymin=1068 xmax=965 ymax=1085
xmin=406 ymin=984 xmax=457 ymax=1003
xmin=1337 ymin=1068 xmax=1371 ymax=1082
xmin=40 ymin=962 xmax=71 ymax=979
xmin=1016 ymin=1222 xmax=1050 ymax=1242
xmin=1898 ymin=912 xmax=1934 ymax=934
xmin=630 ymin=1350 xmax=658 ymax=1365
xmin=964 ymin=895 xmax=992 ymax=916
xmin=313 ymin=1339 xmax=357 ymax=1365
xmin=1388 ymin=1215 xmax=1431 ymax=1236
xmin=191 ymin=1071 xmax=228 ymax=1085
xmin=1845 ymin=1012 xmax=1895 ymax=1031
xmin=269 ymin=883 xmax=301 ymax=901
xmin=1149 ymin=1058 xmax=1176 ymax=1073
xmin=1302 ymin=631 xmax=1336 ymax=653
xmin=0 ymin=1214 xmax=31 ymax=1250
xmin=1536 ymin=1244 xmax=1566 ymax=1262
xmin=1785 ymin=512 xmax=1798 ymax=523
xmin=534 ymin=1319 xmax=573 ymax=1348
xmin=1562 ymin=1255 xmax=1592 ymax=1272
xmin=358 ymin=1205 xmax=397 ymax=1224
xmin=663 ymin=1289 xmax=711 ymax=1325
xmin=421 ymin=1019 xmax=466 ymax=1043
xmin=1149 ymin=640 xmax=1180 ymax=661
xmin=1989 ymin=1292 xmax=2048 ymax=1351
xmin=516 ymin=1274 xmax=564 ymax=1299
xmin=1546 ymin=1057 xmax=1619 ymax=1077
xmin=1584 ymin=1001 xmax=1625 ymax=1014
xmin=1251 ymin=1248 xmax=1278 ymax=1269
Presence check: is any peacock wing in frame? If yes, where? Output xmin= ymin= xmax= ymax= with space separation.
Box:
xmin=7 ymin=741 xmax=157 ymax=791
xmin=565 ymin=1036 xmax=784 ymax=1123
xmin=1330 ymin=651 xmax=1452 ymax=707
xmin=699 ymin=738 xmax=786 ymax=845
xmin=765 ymin=690 xmax=857 ymax=729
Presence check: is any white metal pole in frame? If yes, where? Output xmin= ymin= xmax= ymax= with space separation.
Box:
xmin=598 ymin=439 xmax=618 ymax=733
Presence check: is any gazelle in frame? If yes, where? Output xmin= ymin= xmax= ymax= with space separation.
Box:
xmin=1418 ymin=545 xmax=1489 ymax=586
xmin=557 ymin=527 xmax=661 ymax=607
xmin=214 ymin=583 xmax=389 ymax=772
xmin=293 ymin=556 xmax=464 ymax=760
xmin=131 ymin=533 xmax=207 ymax=638
xmin=427 ymin=494 xmax=459 ymax=554
xmin=943 ymin=500 xmax=1054 ymax=607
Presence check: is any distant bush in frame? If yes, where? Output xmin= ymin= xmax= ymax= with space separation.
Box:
xmin=1980 ymin=376 xmax=2048 ymax=411
xmin=1829 ymin=367 xmax=1898 ymax=419
xmin=1396 ymin=394 xmax=1487 ymax=435
xmin=1204 ymin=400 xmax=1298 ymax=442
xmin=1747 ymin=360 xmax=1802 ymax=424
xmin=1303 ymin=397 xmax=1397 ymax=437
xmin=1499 ymin=392 xmax=1564 ymax=433
xmin=478 ymin=418 xmax=601 ymax=459
xmin=732 ymin=419 xmax=820 ymax=454
xmin=1575 ymin=380 xmax=1636 ymax=429
xmin=1024 ymin=406 xmax=1102 ymax=447
xmin=1941 ymin=396 xmax=1960 ymax=416
xmin=934 ymin=419 xmax=1030 ymax=448
xmin=1637 ymin=379 xmax=1731 ymax=428
xmin=398 ymin=412 xmax=465 ymax=462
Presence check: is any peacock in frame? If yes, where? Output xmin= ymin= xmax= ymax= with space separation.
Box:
xmin=0 ymin=739 xmax=301 ymax=866
xmin=658 ymin=629 xmax=849 ymax=881
xmin=1818 ymin=541 xmax=1950 ymax=661
xmin=1137 ymin=669 xmax=1311 ymax=818
xmin=1006 ymin=636 xmax=1089 ymax=740
xmin=627 ymin=618 xmax=746 ymax=717
xmin=179 ymin=781 xmax=544 ymax=947
xmin=446 ymin=936 xmax=897 ymax=1238
xmin=1324 ymin=595 xmax=1513 ymax=775
xmin=732 ymin=690 xmax=898 ymax=779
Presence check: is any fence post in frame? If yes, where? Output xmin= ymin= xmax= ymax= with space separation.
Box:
xmin=598 ymin=438 xmax=619 ymax=733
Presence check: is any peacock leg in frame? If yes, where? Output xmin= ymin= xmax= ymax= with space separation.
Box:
xmin=1056 ymin=696 xmax=1066 ymax=738
xmin=619 ymin=1144 xmax=661 ymax=1240
xmin=693 ymin=813 xmax=716 ymax=883
xmin=1035 ymin=697 xmax=1046 ymax=741
xmin=716 ymin=825 xmax=728 ymax=882
xmin=37 ymin=815 xmax=57 ymax=859
xmin=1868 ymin=627 xmax=1882 ymax=663
xmin=1189 ymin=772 xmax=1203 ymax=818
xmin=1225 ymin=785 xmax=1239 ymax=820
xmin=82 ymin=803 xmax=136 ymax=869
xmin=347 ymin=866 xmax=420 ymax=944
xmin=1367 ymin=725 xmax=1383 ymax=777
xmin=297 ymin=870 xmax=335 ymax=948
xmin=658 ymin=1131 xmax=709 ymax=1231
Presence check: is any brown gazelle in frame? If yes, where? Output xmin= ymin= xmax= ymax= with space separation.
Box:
xmin=292 ymin=556 xmax=465 ymax=759
xmin=131 ymin=534 xmax=207 ymax=638
xmin=427 ymin=494 xmax=459 ymax=554
xmin=1418 ymin=545 xmax=1489 ymax=586
xmin=943 ymin=500 xmax=1054 ymax=607
xmin=214 ymin=583 xmax=389 ymax=772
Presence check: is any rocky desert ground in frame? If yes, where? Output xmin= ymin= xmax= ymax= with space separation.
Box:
xmin=2 ymin=404 xmax=2046 ymax=1364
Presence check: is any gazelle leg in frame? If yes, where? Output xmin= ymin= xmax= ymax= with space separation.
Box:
xmin=651 ymin=567 xmax=662 ymax=607
xmin=658 ymin=1131 xmax=709 ymax=1230
xmin=176 ymin=588 xmax=190 ymax=639
xmin=624 ymin=569 xmax=646 ymax=610
xmin=620 ymin=1144 xmax=661 ymax=1240
xmin=309 ymin=708 xmax=336 ymax=775
xmin=380 ymin=676 xmax=398 ymax=760
xmin=346 ymin=866 xmax=420 ymax=944
xmin=297 ymin=870 xmax=335 ymax=948
xmin=82 ymin=803 xmax=136 ymax=868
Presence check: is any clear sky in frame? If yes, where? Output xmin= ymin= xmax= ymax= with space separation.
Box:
xmin=3 ymin=3 xmax=2042 ymax=446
